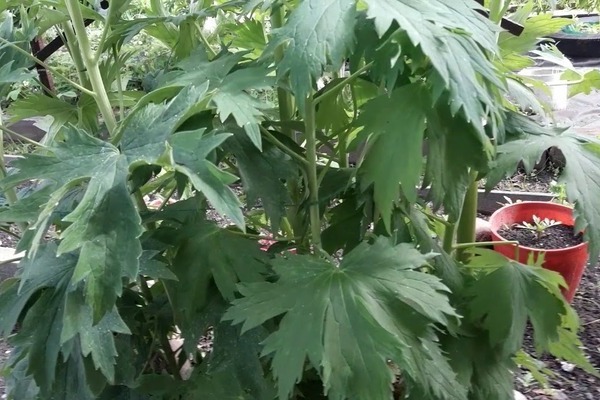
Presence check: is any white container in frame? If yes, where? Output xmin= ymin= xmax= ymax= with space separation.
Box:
xmin=518 ymin=67 xmax=580 ymax=110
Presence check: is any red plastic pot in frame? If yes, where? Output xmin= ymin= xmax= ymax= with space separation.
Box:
xmin=489 ymin=201 xmax=588 ymax=303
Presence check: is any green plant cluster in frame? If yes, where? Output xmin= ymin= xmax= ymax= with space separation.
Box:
xmin=0 ymin=1 xmax=599 ymax=399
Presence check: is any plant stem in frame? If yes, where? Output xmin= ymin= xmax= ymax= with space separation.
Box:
xmin=95 ymin=1 xmax=119 ymax=62
xmin=456 ymin=170 xmax=480 ymax=260
xmin=271 ymin=5 xmax=294 ymax=137
xmin=0 ymin=125 xmax=45 ymax=148
xmin=64 ymin=0 xmax=117 ymax=134
xmin=443 ymin=223 xmax=456 ymax=254
xmin=452 ymin=240 xmax=519 ymax=250
xmin=0 ymin=36 xmax=94 ymax=96
xmin=313 ymin=61 xmax=373 ymax=107
xmin=260 ymin=126 xmax=309 ymax=167
xmin=60 ymin=23 xmax=91 ymax=89
xmin=304 ymin=95 xmax=323 ymax=253
xmin=195 ymin=21 xmax=217 ymax=59
xmin=112 ymin=45 xmax=126 ymax=121
xmin=159 ymin=333 xmax=182 ymax=380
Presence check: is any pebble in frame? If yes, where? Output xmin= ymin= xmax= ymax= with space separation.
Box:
xmin=514 ymin=390 xmax=527 ymax=400
xmin=560 ymin=361 xmax=575 ymax=373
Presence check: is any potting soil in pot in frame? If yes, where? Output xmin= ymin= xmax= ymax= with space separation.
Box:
xmin=498 ymin=224 xmax=583 ymax=249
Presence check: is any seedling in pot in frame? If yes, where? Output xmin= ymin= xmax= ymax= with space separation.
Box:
xmin=515 ymin=215 xmax=563 ymax=240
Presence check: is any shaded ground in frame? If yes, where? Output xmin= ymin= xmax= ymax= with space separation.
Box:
xmin=517 ymin=261 xmax=600 ymax=400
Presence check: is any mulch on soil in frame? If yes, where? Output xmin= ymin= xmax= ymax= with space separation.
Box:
xmin=499 ymin=224 xmax=584 ymax=249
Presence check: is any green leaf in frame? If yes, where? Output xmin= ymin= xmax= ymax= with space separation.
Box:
xmin=0 ymin=185 xmax=55 ymax=223
xmin=8 ymin=94 xmax=78 ymax=125
xmin=358 ymin=84 xmax=427 ymax=226
xmin=168 ymin=220 xmax=268 ymax=352
xmin=321 ymin=196 xmax=363 ymax=255
xmin=224 ymin=238 xmax=464 ymax=400
xmin=499 ymin=14 xmax=571 ymax=60
xmin=487 ymin=113 xmax=600 ymax=263
xmin=466 ymin=249 xmax=568 ymax=356
xmin=0 ymin=60 xmax=34 ymax=85
xmin=49 ymin=351 xmax=96 ymax=400
xmin=408 ymin=208 xmax=464 ymax=292
xmin=212 ymin=66 xmax=274 ymax=149
xmin=158 ymin=51 xmax=244 ymax=88
xmin=444 ymin=335 xmax=515 ymax=400
xmin=204 ymin=322 xmax=275 ymax=399
xmin=363 ymin=0 xmax=503 ymax=133
xmin=138 ymin=251 xmax=178 ymax=281
xmin=222 ymin=19 xmax=267 ymax=58
xmin=424 ymin=106 xmax=492 ymax=222
xmin=2 ymin=127 xmax=143 ymax=321
xmin=315 ymin=79 xmax=353 ymax=133
xmin=224 ymin=129 xmax=298 ymax=231
xmin=565 ymin=69 xmax=600 ymax=97
xmin=169 ymin=129 xmax=245 ymax=229
xmin=15 ymin=289 xmax=66 ymax=394
xmin=268 ymin=0 xmax=356 ymax=106
xmin=120 ymin=84 xmax=209 ymax=165
xmin=0 ymin=243 xmax=76 ymax=337
xmin=61 ymin=290 xmax=131 ymax=382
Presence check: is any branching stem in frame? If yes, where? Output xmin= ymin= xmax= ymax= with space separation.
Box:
xmin=304 ymin=95 xmax=323 ymax=253
xmin=65 ymin=0 xmax=117 ymax=134
xmin=313 ymin=61 xmax=373 ymax=107
xmin=0 ymin=36 xmax=94 ymax=96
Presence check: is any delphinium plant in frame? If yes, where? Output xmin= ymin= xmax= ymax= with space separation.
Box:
xmin=0 ymin=0 xmax=598 ymax=399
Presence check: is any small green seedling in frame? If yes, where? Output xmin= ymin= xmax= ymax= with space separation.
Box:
xmin=515 ymin=215 xmax=562 ymax=240
xmin=549 ymin=180 xmax=569 ymax=205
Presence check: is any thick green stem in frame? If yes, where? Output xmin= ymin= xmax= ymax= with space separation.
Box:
xmin=304 ymin=95 xmax=323 ymax=253
xmin=61 ymin=22 xmax=90 ymax=89
xmin=443 ymin=223 xmax=456 ymax=254
xmin=456 ymin=170 xmax=479 ymax=260
xmin=65 ymin=0 xmax=117 ymax=135
xmin=453 ymin=240 xmax=519 ymax=250
xmin=271 ymin=6 xmax=294 ymax=136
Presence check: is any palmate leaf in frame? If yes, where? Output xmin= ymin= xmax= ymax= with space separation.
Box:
xmin=423 ymin=105 xmax=492 ymax=222
xmin=486 ymin=113 xmax=600 ymax=263
xmin=1 ymin=244 xmax=133 ymax=395
xmin=224 ymin=238 xmax=465 ymax=400
xmin=168 ymin=129 xmax=245 ymax=229
xmin=0 ymin=243 xmax=75 ymax=337
xmin=498 ymin=11 xmax=572 ymax=71
xmin=167 ymin=219 xmax=268 ymax=353
xmin=358 ymin=84 xmax=427 ymax=227
xmin=8 ymin=94 xmax=78 ymax=125
xmin=0 ymin=60 xmax=34 ymax=85
xmin=120 ymin=84 xmax=210 ymax=165
xmin=443 ymin=334 xmax=515 ymax=400
xmin=465 ymin=249 xmax=569 ymax=356
xmin=362 ymin=0 xmax=503 ymax=134
xmin=224 ymin=129 xmax=298 ymax=231
xmin=159 ymin=53 xmax=273 ymax=148
xmin=267 ymin=0 xmax=356 ymax=107
xmin=212 ymin=65 xmax=275 ymax=149
xmin=196 ymin=321 xmax=275 ymax=399
xmin=1 ymin=127 xmax=142 ymax=322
